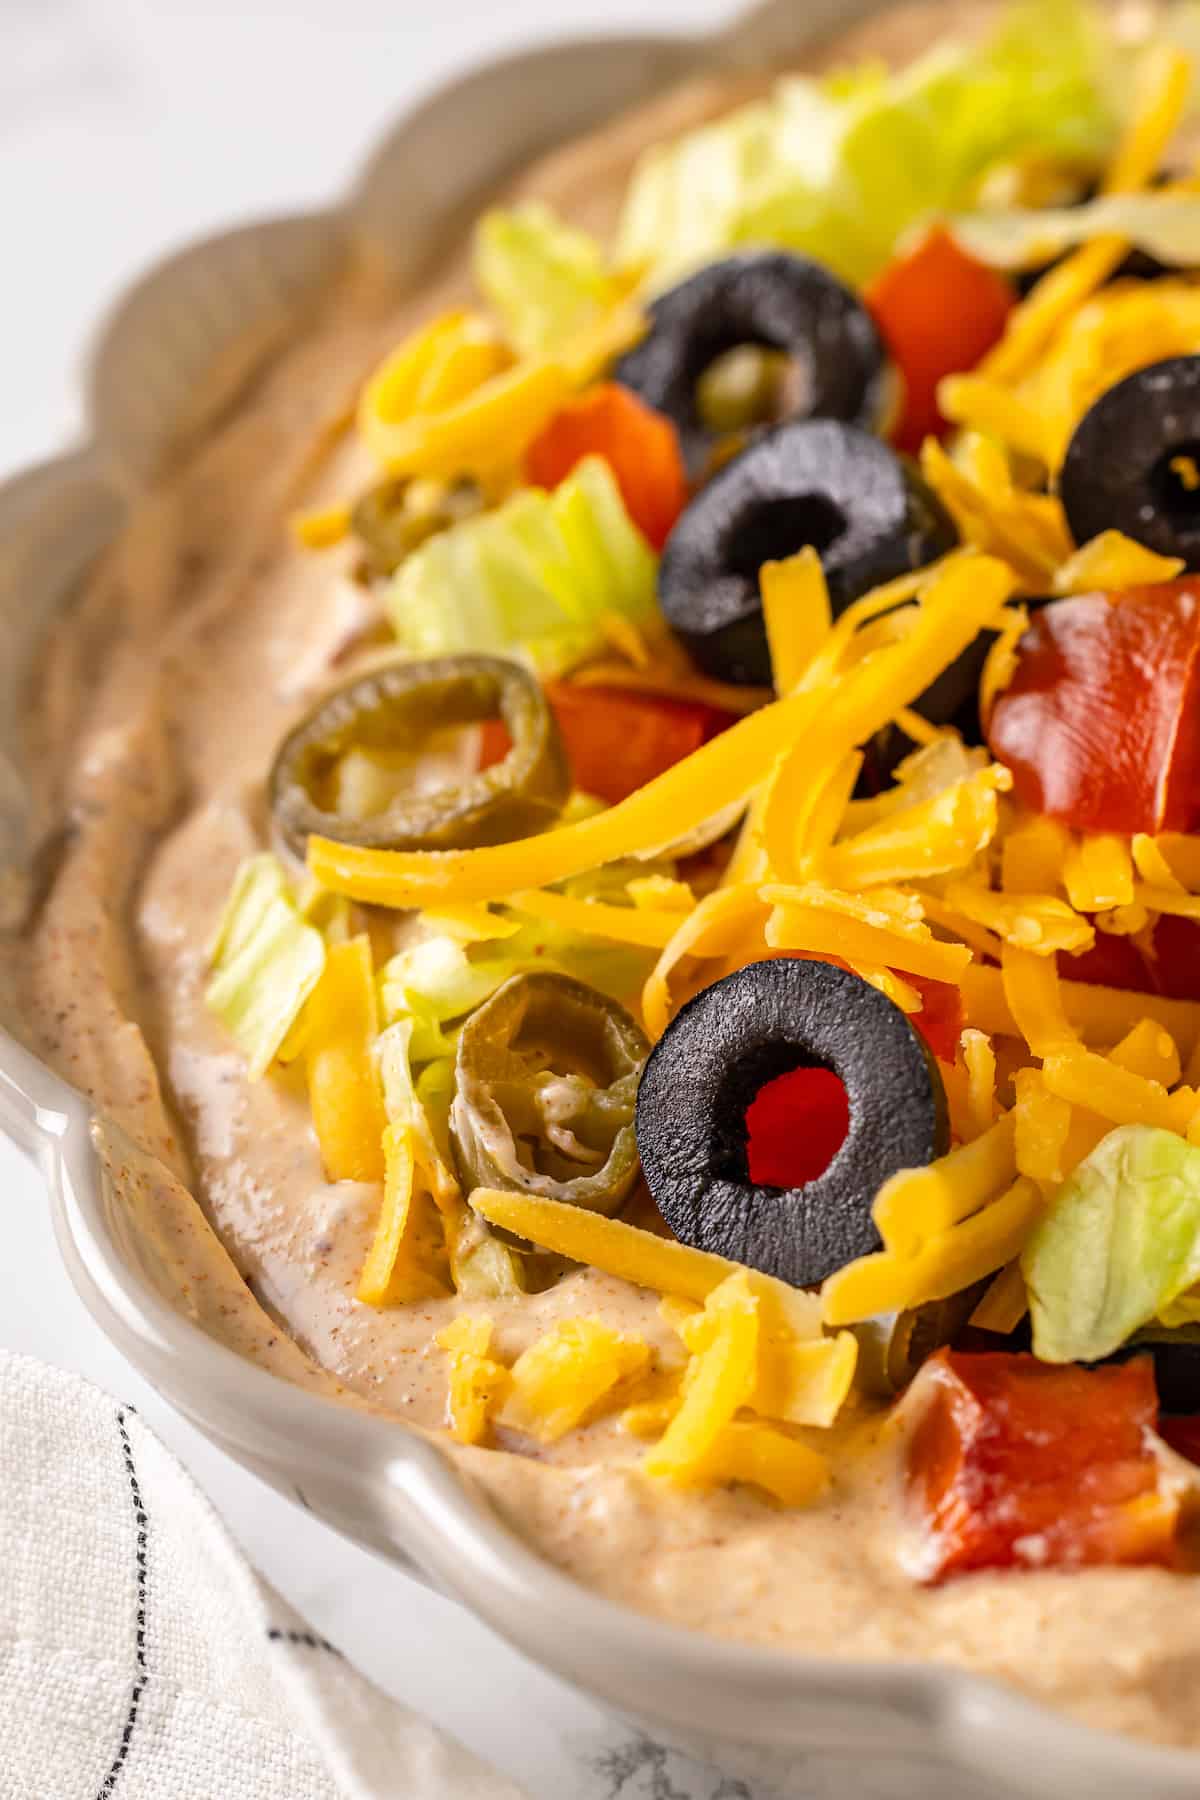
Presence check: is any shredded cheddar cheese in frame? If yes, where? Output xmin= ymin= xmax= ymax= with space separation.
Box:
xmin=1013 ymin=1068 xmax=1075 ymax=1192
xmin=359 ymin=1130 xmax=453 ymax=1303
xmin=506 ymin=888 xmax=683 ymax=949
xmin=436 ymin=1314 xmax=510 ymax=1444
xmin=305 ymin=936 xmax=389 ymax=1184
xmin=1110 ymin=1018 xmax=1183 ymax=1089
xmin=962 ymin=963 xmax=1200 ymax=1059
xmin=977 ymin=44 xmax=1193 ymax=388
xmin=961 ymin=1029 xmax=997 ymax=1139
xmin=1062 ymin=834 xmax=1136 ymax=914
xmin=636 ymin=1276 xmax=834 ymax=1504
xmin=940 ymin=881 xmax=1093 ymax=956
xmin=873 ymin=1114 xmax=1018 ymax=1257
xmin=765 ymin=887 xmax=971 ymax=985
xmin=822 ymin=1177 xmax=1042 ymax=1325
xmin=290 ymin=502 xmax=352 ymax=549
xmin=760 ymin=547 xmax=832 ymax=694
xmin=1053 ymin=531 xmax=1186 ymax=595
xmin=497 ymin=1317 xmax=651 ymax=1442
xmin=468 ymin=1187 xmax=824 ymax=1342
xmin=817 ymin=766 xmax=1011 ymax=889
xmin=1041 ymin=1048 xmax=1200 ymax=1135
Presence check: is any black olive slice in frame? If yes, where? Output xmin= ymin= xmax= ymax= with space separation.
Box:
xmin=613 ymin=252 xmax=889 ymax=477
xmin=635 ymin=959 xmax=950 ymax=1289
xmin=1059 ymin=355 xmax=1200 ymax=565
xmin=269 ymin=654 xmax=569 ymax=856
xmin=657 ymin=419 xmax=958 ymax=686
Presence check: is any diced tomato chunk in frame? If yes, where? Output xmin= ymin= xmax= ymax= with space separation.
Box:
xmin=745 ymin=1065 xmax=850 ymax=1187
xmin=1059 ymin=915 xmax=1200 ymax=1003
xmin=524 ymin=383 xmax=689 ymax=549
xmin=865 ymin=227 xmax=1016 ymax=453
xmin=1150 ymin=914 xmax=1200 ymax=1001
xmin=987 ymin=582 xmax=1200 ymax=837
xmin=482 ymin=683 xmax=736 ymax=805
xmin=901 ymin=971 xmax=965 ymax=1064
xmin=907 ymin=1350 xmax=1178 ymax=1582
xmin=1059 ymin=931 xmax=1156 ymax=994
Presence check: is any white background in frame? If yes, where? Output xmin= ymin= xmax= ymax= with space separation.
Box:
xmin=0 ymin=3 xmax=754 ymax=1797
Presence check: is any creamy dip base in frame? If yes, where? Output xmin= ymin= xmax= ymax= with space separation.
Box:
xmin=7 ymin=0 xmax=1200 ymax=1753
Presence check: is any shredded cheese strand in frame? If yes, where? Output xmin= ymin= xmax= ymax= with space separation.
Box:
xmin=821 ymin=1177 xmax=1042 ymax=1326
xmin=978 ymin=44 xmax=1193 ymax=385
xmin=305 ymin=935 xmax=388 ymax=1183
xmin=505 ymin=888 xmax=683 ymax=948
xmin=874 ymin=1113 xmax=1017 ymax=1256
xmin=468 ymin=1186 xmax=824 ymax=1340
xmin=961 ymin=963 xmax=1200 ymax=1058
xmin=760 ymin=548 xmax=831 ymax=695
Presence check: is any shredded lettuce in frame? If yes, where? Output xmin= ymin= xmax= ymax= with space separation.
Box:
xmin=380 ymin=937 xmax=507 ymax=1062
xmin=380 ymin=887 xmax=660 ymax=1063
xmin=205 ymin=854 xmax=326 ymax=1080
xmin=952 ymin=193 xmax=1200 ymax=268
xmin=378 ymin=1020 xmax=524 ymax=1296
xmin=474 ymin=203 xmax=614 ymax=356
xmin=386 ymin=454 xmax=658 ymax=678
xmin=1023 ymin=1124 xmax=1200 ymax=1362
xmin=617 ymin=0 xmax=1118 ymax=287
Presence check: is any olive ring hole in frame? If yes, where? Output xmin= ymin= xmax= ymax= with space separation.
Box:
xmin=726 ymin=492 xmax=848 ymax=582
xmin=713 ymin=1042 xmax=851 ymax=1189
xmin=1150 ymin=442 xmax=1200 ymax=530
xmin=695 ymin=342 xmax=811 ymax=437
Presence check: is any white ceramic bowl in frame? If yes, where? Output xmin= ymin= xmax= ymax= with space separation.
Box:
xmin=3 ymin=5 xmax=1198 ymax=1794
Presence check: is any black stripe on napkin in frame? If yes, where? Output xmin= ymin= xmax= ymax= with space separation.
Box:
xmin=267 ymin=1626 xmax=342 ymax=1656
xmin=96 ymin=1408 xmax=149 ymax=1799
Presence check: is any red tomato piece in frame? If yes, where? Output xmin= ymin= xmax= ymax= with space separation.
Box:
xmin=1059 ymin=916 xmax=1200 ymax=1003
xmin=476 ymin=718 xmax=510 ymax=770
xmin=479 ymin=684 xmax=735 ymax=802
xmin=865 ymin=227 xmax=1016 ymax=453
xmin=1149 ymin=914 xmax=1200 ymax=1001
xmin=901 ymin=971 xmax=965 ymax=1064
xmin=524 ymin=383 xmax=689 ymax=549
xmin=550 ymin=684 xmax=734 ymax=804
xmin=1059 ymin=931 xmax=1156 ymax=995
xmin=987 ymin=582 xmax=1200 ymax=837
xmin=906 ymin=1350 xmax=1179 ymax=1582
xmin=745 ymin=1065 xmax=850 ymax=1187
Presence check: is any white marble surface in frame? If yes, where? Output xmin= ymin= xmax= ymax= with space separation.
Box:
xmin=0 ymin=3 xmax=769 ymax=1797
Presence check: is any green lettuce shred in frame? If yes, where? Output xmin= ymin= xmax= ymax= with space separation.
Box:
xmin=386 ymin=455 xmax=658 ymax=678
xmin=474 ymin=202 xmax=613 ymax=355
xmin=378 ymin=1018 xmax=524 ymax=1296
xmin=380 ymin=858 xmax=670 ymax=1062
xmin=379 ymin=909 xmax=655 ymax=1066
xmin=386 ymin=453 xmax=658 ymax=676
xmin=205 ymin=854 xmax=326 ymax=1080
xmin=951 ymin=192 xmax=1200 ymax=268
xmin=617 ymin=0 xmax=1117 ymax=287
xmin=1023 ymin=1124 xmax=1200 ymax=1363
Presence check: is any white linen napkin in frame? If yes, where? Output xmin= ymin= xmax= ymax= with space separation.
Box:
xmin=0 ymin=1349 xmax=528 ymax=1800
